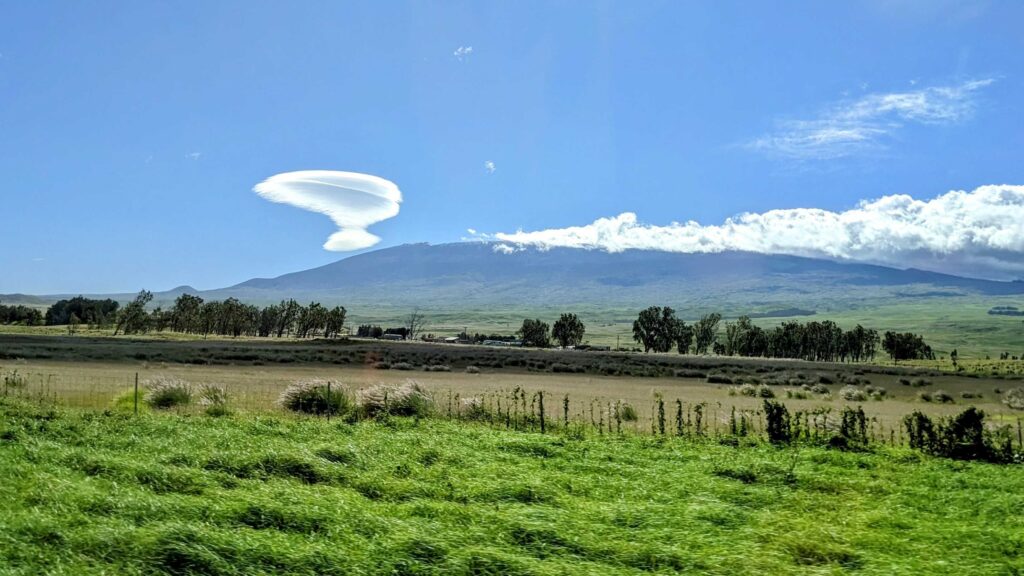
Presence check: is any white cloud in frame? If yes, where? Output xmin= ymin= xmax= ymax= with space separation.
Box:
xmin=253 ymin=170 xmax=402 ymax=251
xmin=187 ymin=151 xmax=202 ymax=160
xmin=454 ymin=46 xmax=473 ymax=60
xmin=483 ymin=184 xmax=1024 ymax=279
xmin=484 ymin=160 xmax=495 ymax=174
xmin=749 ymin=79 xmax=994 ymax=160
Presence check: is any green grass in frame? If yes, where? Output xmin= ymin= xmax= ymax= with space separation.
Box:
xmin=1 ymin=398 xmax=1022 ymax=575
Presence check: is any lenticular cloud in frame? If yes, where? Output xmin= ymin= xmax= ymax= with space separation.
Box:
xmin=254 ymin=171 xmax=402 ymax=251
xmin=486 ymin=185 xmax=1024 ymax=279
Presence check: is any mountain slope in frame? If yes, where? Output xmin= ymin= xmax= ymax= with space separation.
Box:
xmin=187 ymin=243 xmax=1024 ymax=310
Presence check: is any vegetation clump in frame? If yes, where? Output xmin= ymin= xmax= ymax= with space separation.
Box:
xmin=198 ymin=383 xmax=230 ymax=417
xmin=357 ymin=380 xmax=433 ymax=417
xmin=144 ymin=378 xmax=193 ymax=409
xmin=839 ymin=386 xmax=868 ymax=402
xmin=277 ymin=379 xmax=349 ymax=415
xmin=1003 ymin=387 xmax=1024 ymax=410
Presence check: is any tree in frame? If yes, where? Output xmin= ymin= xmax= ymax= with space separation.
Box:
xmin=68 ymin=313 xmax=81 ymax=335
xmin=518 ymin=318 xmax=551 ymax=347
xmin=325 ymin=306 xmax=347 ymax=338
xmin=114 ymin=290 xmax=153 ymax=336
xmin=882 ymin=331 xmax=934 ymax=364
xmin=631 ymin=306 xmax=679 ymax=353
xmin=693 ymin=313 xmax=722 ymax=355
xmin=170 ymin=294 xmax=203 ymax=333
xmin=675 ymin=321 xmax=694 ymax=354
xmin=406 ymin=309 xmax=427 ymax=341
xmin=552 ymin=313 xmax=586 ymax=348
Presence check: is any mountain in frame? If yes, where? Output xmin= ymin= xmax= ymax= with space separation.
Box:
xmin=11 ymin=243 xmax=1024 ymax=313
xmin=179 ymin=243 xmax=1024 ymax=312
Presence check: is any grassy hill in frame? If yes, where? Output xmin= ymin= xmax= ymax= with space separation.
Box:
xmin=1 ymin=397 xmax=1022 ymax=575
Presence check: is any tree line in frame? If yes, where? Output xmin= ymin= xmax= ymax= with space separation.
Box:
xmin=631 ymin=306 xmax=932 ymax=363
xmin=112 ymin=291 xmax=346 ymax=338
xmin=0 ymin=302 xmax=43 ymax=326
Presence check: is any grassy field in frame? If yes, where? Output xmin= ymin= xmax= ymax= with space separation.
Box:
xmin=2 ymin=397 xmax=1023 ymax=575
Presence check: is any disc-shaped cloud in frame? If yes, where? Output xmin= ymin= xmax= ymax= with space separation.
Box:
xmin=254 ymin=171 xmax=402 ymax=251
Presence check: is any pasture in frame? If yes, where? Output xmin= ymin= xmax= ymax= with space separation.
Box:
xmin=1 ymin=333 xmax=1022 ymax=432
xmin=2 ymin=397 xmax=1024 ymax=575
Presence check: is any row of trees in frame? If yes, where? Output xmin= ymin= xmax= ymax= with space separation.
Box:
xmin=515 ymin=314 xmax=587 ymax=348
xmin=0 ymin=302 xmax=43 ymax=325
xmin=44 ymin=296 xmax=119 ymax=327
xmin=113 ymin=291 xmax=347 ymax=339
xmin=630 ymin=306 xmax=929 ymax=363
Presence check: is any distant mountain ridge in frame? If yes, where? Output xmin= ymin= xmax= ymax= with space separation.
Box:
xmin=8 ymin=243 xmax=1024 ymax=311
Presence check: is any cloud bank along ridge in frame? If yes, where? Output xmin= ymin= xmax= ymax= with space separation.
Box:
xmin=482 ymin=184 xmax=1024 ymax=279
xmin=254 ymin=170 xmax=402 ymax=251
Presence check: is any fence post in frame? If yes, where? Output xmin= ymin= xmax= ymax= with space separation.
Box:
xmin=133 ymin=373 xmax=139 ymax=416
xmin=326 ymin=381 xmax=332 ymax=422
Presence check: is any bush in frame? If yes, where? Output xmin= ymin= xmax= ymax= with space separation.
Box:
xmin=618 ymin=403 xmax=638 ymax=422
xmin=198 ymin=384 xmax=230 ymax=417
xmin=391 ymin=362 xmax=414 ymax=371
xmin=865 ymin=385 xmax=887 ymax=400
xmin=277 ymin=379 xmax=350 ymax=416
xmin=144 ymin=378 xmax=193 ymax=409
xmin=675 ymin=369 xmax=707 ymax=378
xmin=961 ymin=391 xmax=982 ymax=399
xmin=357 ymin=380 xmax=433 ymax=417
xmin=424 ymin=365 xmax=451 ymax=372
xmin=707 ymin=373 xmax=733 ymax=384
xmin=465 ymin=365 xmax=481 ymax=374
xmin=810 ymin=383 xmax=829 ymax=395
xmin=911 ymin=378 xmax=932 ymax=387
xmin=2 ymin=370 xmax=26 ymax=390
xmin=839 ymin=386 xmax=868 ymax=402
xmin=1003 ymin=387 xmax=1024 ymax=410
xmin=932 ymin=390 xmax=954 ymax=404
xmin=372 ymin=361 xmax=391 ymax=370
xmin=460 ymin=396 xmax=490 ymax=420
xmin=817 ymin=375 xmax=834 ymax=385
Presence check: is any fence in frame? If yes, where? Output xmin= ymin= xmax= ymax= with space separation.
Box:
xmin=3 ymin=366 xmax=1023 ymax=461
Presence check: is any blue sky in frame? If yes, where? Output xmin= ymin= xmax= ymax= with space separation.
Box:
xmin=1 ymin=0 xmax=1023 ymax=293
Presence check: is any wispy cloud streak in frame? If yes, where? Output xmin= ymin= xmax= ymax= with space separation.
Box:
xmin=749 ymin=79 xmax=994 ymax=160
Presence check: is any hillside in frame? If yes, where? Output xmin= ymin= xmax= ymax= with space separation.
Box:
xmin=196 ymin=243 xmax=1024 ymax=310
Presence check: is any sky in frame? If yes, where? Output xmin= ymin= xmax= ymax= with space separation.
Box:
xmin=1 ymin=0 xmax=1023 ymax=294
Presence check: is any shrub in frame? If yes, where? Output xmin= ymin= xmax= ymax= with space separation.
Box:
xmin=737 ymin=383 xmax=757 ymax=397
xmin=675 ymin=369 xmax=707 ymax=378
xmin=372 ymin=361 xmax=391 ymax=370
xmin=277 ymin=379 xmax=350 ymax=416
xmin=918 ymin=391 xmax=933 ymax=402
xmin=960 ymin=391 xmax=982 ymax=399
xmin=391 ymin=362 xmax=414 ymax=371
xmin=144 ymin=378 xmax=193 ymax=409
xmin=1003 ymin=387 xmax=1024 ymax=410
xmin=865 ymin=385 xmax=887 ymax=400
xmin=932 ymin=390 xmax=954 ymax=404
xmin=707 ymin=373 xmax=733 ymax=384
xmin=198 ymin=384 xmax=230 ymax=417
xmin=424 ymin=365 xmax=451 ymax=372
xmin=839 ymin=386 xmax=867 ymax=402
xmin=817 ymin=375 xmax=834 ymax=385
xmin=465 ymin=365 xmax=481 ymax=374
xmin=899 ymin=378 xmax=911 ymax=386
xmin=763 ymin=399 xmax=791 ymax=444
xmin=618 ymin=403 xmax=638 ymax=422
xmin=810 ymin=384 xmax=829 ymax=395
xmin=357 ymin=380 xmax=433 ymax=417
xmin=460 ymin=396 xmax=490 ymax=421
xmin=2 ymin=370 xmax=26 ymax=390
xmin=911 ymin=378 xmax=932 ymax=387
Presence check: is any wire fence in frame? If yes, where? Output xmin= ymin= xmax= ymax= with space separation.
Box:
xmin=3 ymin=366 xmax=1023 ymax=459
